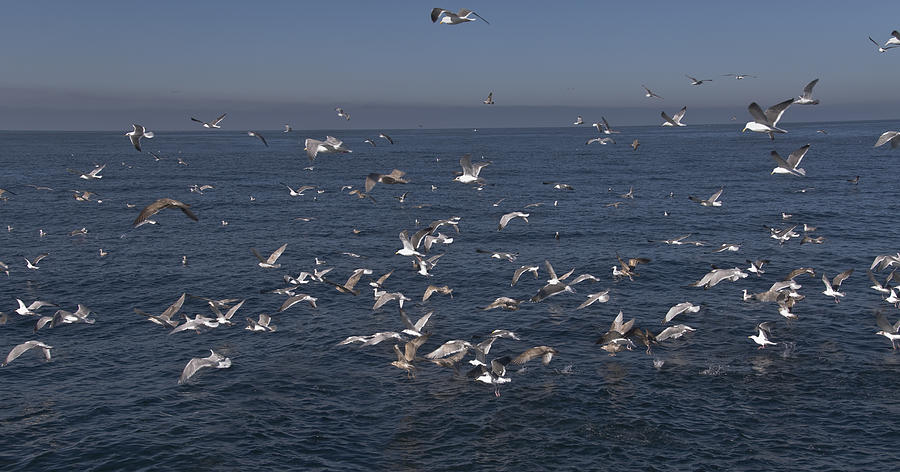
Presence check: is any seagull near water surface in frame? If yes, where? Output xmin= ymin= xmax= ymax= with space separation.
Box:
xmin=431 ymin=7 xmax=489 ymax=25
xmin=190 ymin=113 xmax=227 ymax=129
xmin=743 ymin=99 xmax=793 ymax=140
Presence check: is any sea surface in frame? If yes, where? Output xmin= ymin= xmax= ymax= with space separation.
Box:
xmin=1 ymin=122 xmax=900 ymax=470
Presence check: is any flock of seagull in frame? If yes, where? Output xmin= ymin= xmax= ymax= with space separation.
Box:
xmin=2 ymin=12 xmax=900 ymax=397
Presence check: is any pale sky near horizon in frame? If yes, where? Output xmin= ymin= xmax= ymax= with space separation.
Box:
xmin=0 ymin=1 xmax=898 ymax=130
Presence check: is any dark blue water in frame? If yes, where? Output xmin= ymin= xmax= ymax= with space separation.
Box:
xmin=2 ymin=123 xmax=900 ymax=470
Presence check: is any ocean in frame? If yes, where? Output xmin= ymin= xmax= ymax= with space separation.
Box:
xmin=1 ymin=122 xmax=899 ymax=470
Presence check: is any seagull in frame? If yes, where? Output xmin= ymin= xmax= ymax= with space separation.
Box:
xmin=656 ymin=324 xmax=695 ymax=342
xmin=24 ymin=253 xmax=48 ymax=270
xmin=749 ymin=322 xmax=776 ymax=349
xmin=875 ymin=131 xmax=900 ymax=149
xmin=125 ymin=124 xmax=154 ymax=152
xmin=642 ymin=85 xmax=663 ymax=99
xmin=511 ymin=265 xmax=539 ymax=286
xmin=473 ymin=357 xmax=512 ymax=397
xmin=304 ymin=136 xmax=352 ymax=161
xmin=498 ymin=211 xmax=529 ymax=231
xmin=886 ymin=30 xmax=900 ymax=46
xmin=281 ymin=183 xmax=316 ymax=196
xmin=422 ymin=285 xmax=453 ymax=302
xmin=743 ymin=99 xmax=793 ymax=139
xmin=378 ymin=132 xmax=394 ymax=144
xmin=247 ymin=131 xmax=268 ymax=147
xmin=511 ymin=346 xmax=557 ymax=366
xmin=576 ymin=290 xmax=610 ymax=309
xmin=771 ymin=144 xmax=810 ymax=176
xmin=686 ymin=75 xmax=712 ymax=85
xmin=178 ymin=349 xmax=231 ymax=384
xmin=251 ymin=243 xmax=287 ymax=269
xmin=573 ymin=115 xmax=584 ymax=125
xmin=431 ymin=8 xmax=489 ymax=25
xmin=723 ymin=74 xmax=756 ymax=80
xmin=822 ymin=269 xmax=853 ymax=303
xmin=594 ymin=117 xmax=620 ymax=134
xmin=612 ymin=253 xmax=650 ymax=281
xmin=391 ymin=334 xmax=430 ymax=378
xmin=338 ymin=331 xmax=403 ymax=346
xmin=365 ymin=169 xmax=408 ymax=193
xmin=869 ymin=36 xmax=899 ymax=53
xmin=324 ymin=268 xmax=373 ymax=296
xmin=190 ymin=113 xmax=227 ymax=129
xmin=475 ymin=249 xmax=517 ymax=262
xmin=586 ymin=137 xmax=615 ymax=145
xmin=69 ymin=164 xmax=106 ymax=180
xmin=245 ymin=314 xmax=277 ymax=332
xmin=747 ymin=259 xmax=769 ymax=276
xmin=482 ymin=92 xmax=494 ymax=104
xmin=712 ymin=242 xmax=741 ymax=253
xmin=661 ymin=107 xmax=687 ymax=127
xmin=480 ymin=297 xmax=523 ymax=311
xmin=631 ymin=139 xmax=640 ymax=151
xmin=691 ymin=268 xmax=748 ymax=289
xmin=133 ymin=198 xmax=198 ymax=227
xmin=2 ymin=340 xmax=52 ymax=367
xmin=876 ymin=311 xmax=900 ymax=349
xmin=793 ymin=79 xmax=820 ymax=105
xmin=278 ymin=293 xmax=318 ymax=311
xmin=168 ymin=313 xmax=219 ymax=335
xmin=15 ymin=299 xmax=56 ymax=316
xmin=283 ymin=124 xmax=292 ymax=133
xmin=453 ymin=154 xmax=491 ymax=184
xmin=688 ymin=187 xmax=724 ymax=207
xmin=664 ymin=302 xmax=700 ymax=323
xmin=135 ymin=293 xmax=185 ymax=328
xmin=396 ymin=227 xmax=432 ymax=257
xmin=334 ymin=107 xmax=351 ymax=120
xmin=207 ymin=299 xmax=245 ymax=325
xmin=373 ymin=291 xmax=411 ymax=310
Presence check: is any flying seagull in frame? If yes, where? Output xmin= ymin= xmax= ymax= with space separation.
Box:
xmin=251 ymin=243 xmax=288 ymax=269
xmin=365 ymin=169 xmax=409 ymax=193
xmin=688 ymin=187 xmax=724 ymax=207
xmin=661 ymin=107 xmax=687 ymax=127
xmin=133 ymin=198 xmax=198 ymax=227
xmin=483 ymin=92 xmax=494 ymax=104
xmin=770 ymin=144 xmax=810 ymax=176
xmin=247 ymin=131 xmax=268 ymax=147
xmin=453 ymin=153 xmax=491 ymax=184
xmin=586 ymin=137 xmax=615 ymax=145
xmin=125 ymin=124 xmax=154 ymax=152
xmin=723 ymin=74 xmax=756 ymax=79
xmin=2 ymin=340 xmax=52 ymax=367
xmin=642 ymin=85 xmax=663 ymax=99
xmin=664 ymin=302 xmax=701 ymax=323
xmin=749 ymin=322 xmax=776 ymax=349
xmin=686 ymin=75 xmax=712 ymax=85
xmin=874 ymin=131 xmax=900 ymax=149
xmin=379 ymin=133 xmax=394 ymax=144
xmin=595 ymin=117 xmax=620 ymax=134
xmin=876 ymin=311 xmax=900 ymax=349
xmin=869 ymin=36 xmax=899 ymax=53
xmin=284 ymin=124 xmax=292 ymax=133
xmin=178 ymin=349 xmax=231 ymax=384
xmin=822 ymin=269 xmax=853 ymax=303
xmin=498 ymin=211 xmax=529 ymax=231
xmin=743 ymin=99 xmax=793 ymax=139
xmin=793 ymin=79 xmax=820 ymax=105
xmin=431 ymin=8 xmax=489 ymax=25
xmin=573 ymin=116 xmax=584 ymax=125
xmin=335 ymin=107 xmax=351 ymax=120
xmin=305 ymin=136 xmax=352 ymax=161
xmin=191 ymin=113 xmax=227 ymax=129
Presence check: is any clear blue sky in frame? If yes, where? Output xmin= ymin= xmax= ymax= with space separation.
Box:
xmin=0 ymin=0 xmax=898 ymax=130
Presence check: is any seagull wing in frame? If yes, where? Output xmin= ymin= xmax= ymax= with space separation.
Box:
xmin=161 ymin=293 xmax=187 ymax=319
xmin=770 ymin=151 xmax=792 ymax=170
xmin=129 ymin=134 xmax=142 ymax=152
xmin=747 ymin=102 xmax=768 ymax=125
xmin=431 ymin=7 xmax=448 ymax=22
xmin=876 ymin=311 xmax=896 ymax=333
xmin=673 ymin=106 xmax=687 ymax=123
xmin=801 ymin=79 xmax=819 ymax=99
xmin=875 ymin=131 xmax=900 ymax=148
xmin=267 ymin=243 xmax=288 ymax=264
xmin=786 ymin=144 xmax=810 ymax=169
xmin=869 ymin=36 xmax=880 ymax=47
xmin=305 ymin=139 xmax=322 ymax=161
xmin=832 ymin=269 xmax=853 ymax=288
xmin=708 ymin=187 xmax=724 ymax=202
xmin=178 ymin=356 xmax=215 ymax=384
xmin=133 ymin=198 xmax=197 ymax=227
xmin=250 ymin=248 xmax=266 ymax=263
xmin=405 ymin=334 xmax=430 ymax=361
xmin=212 ymin=113 xmax=227 ymax=126
xmin=661 ymin=111 xmax=677 ymax=126
xmin=459 ymin=153 xmax=474 ymax=175
xmin=469 ymin=10 xmax=489 ymax=24
xmin=511 ymin=346 xmax=556 ymax=365
xmin=764 ymin=99 xmax=794 ymax=127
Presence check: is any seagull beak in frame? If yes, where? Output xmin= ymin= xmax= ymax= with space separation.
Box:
xmin=741 ymin=127 xmax=748 ymax=133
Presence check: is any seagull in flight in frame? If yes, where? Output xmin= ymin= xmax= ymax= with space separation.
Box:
xmin=283 ymin=124 xmax=292 ymax=133
xmin=822 ymin=269 xmax=853 ymax=303
xmin=431 ymin=8 xmax=489 ymax=25
xmin=133 ymin=198 xmax=198 ymax=227
xmin=642 ymin=85 xmax=663 ymax=99
xmin=869 ymin=36 xmax=899 ymax=53
xmin=2 ymin=340 xmax=52 ymax=367
xmin=686 ymin=75 xmax=712 ymax=85
xmin=688 ymin=187 xmax=724 ymax=207
xmin=723 ymin=73 xmax=756 ymax=80
xmin=335 ymin=107 xmax=351 ymax=120
xmin=247 ymin=131 xmax=268 ymax=147
xmin=125 ymin=124 xmax=154 ymax=152
xmin=483 ymin=92 xmax=494 ymax=104
xmin=661 ymin=107 xmax=687 ymax=127
xmin=453 ymin=153 xmax=491 ymax=184
xmin=178 ymin=349 xmax=231 ymax=384
xmin=573 ymin=115 xmax=584 ymax=125
xmin=793 ymin=79 xmax=820 ymax=105
xmin=875 ymin=131 xmax=900 ymax=149
xmin=305 ymin=136 xmax=352 ymax=161
xmin=743 ymin=99 xmax=793 ymax=140
xmin=191 ymin=113 xmax=227 ymax=129
xmin=749 ymin=322 xmax=776 ymax=349
xmin=770 ymin=144 xmax=810 ymax=176
xmin=251 ymin=243 xmax=288 ymax=269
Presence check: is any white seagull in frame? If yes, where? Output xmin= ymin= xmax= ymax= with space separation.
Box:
xmin=190 ymin=113 xmax=227 ymax=129
xmin=304 ymin=136 xmax=352 ymax=161
xmin=686 ymin=75 xmax=712 ymax=85
xmin=661 ymin=107 xmax=687 ymax=127
xmin=869 ymin=36 xmax=899 ymax=53
xmin=251 ymin=243 xmax=288 ymax=269
xmin=743 ymin=99 xmax=793 ymax=139
xmin=874 ymin=131 xmax=900 ymax=149
xmin=749 ymin=322 xmax=776 ymax=349
xmin=573 ymin=115 xmax=584 ymax=125
xmin=642 ymin=85 xmax=663 ymax=99
xmin=793 ymin=79 xmax=820 ymax=105
xmin=770 ymin=144 xmax=810 ymax=176
xmin=431 ymin=8 xmax=489 ymax=25
xmin=178 ymin=349 xmax=231 ymax=384
xmin=2 ymin=340 xmax=52 ymax=367
xmin=125 ymin=124 xmax=154 ymax=152
xmin=688 ymin=187 xmax=724 ymax=207
xmin=821 ymin=269 xmax=853 ymax=303
xmin=664 ymin=302 xmax=700 ymax=323
xmin=453 ymin=153 xmax=491 ymax=184
xmin=335 ymin=107 xmax=351 ymax=120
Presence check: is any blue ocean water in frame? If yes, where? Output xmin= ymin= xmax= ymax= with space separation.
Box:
xmin=1 ymin=122 xmax=899 ymax=470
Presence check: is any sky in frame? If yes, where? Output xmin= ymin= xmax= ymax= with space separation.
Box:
xmin=0 ymin=0 xmax=898 ymax=130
